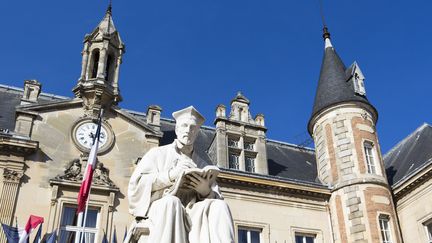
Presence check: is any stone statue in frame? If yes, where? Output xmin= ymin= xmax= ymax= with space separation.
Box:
xmin=126 ymin=106 xmax=235 ymax=243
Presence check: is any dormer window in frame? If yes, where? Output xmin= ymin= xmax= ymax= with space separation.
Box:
xmin=244 ymin=141 xmax=255 ymax=151
xmin=245 ymin=157 xmax=255 ymax=172
xmin=348 ymin=62 xmax=366 ymax=96
xmin=229 ymin=154 xmax=240 ymax=170
xmin=228 ymin=138 xmax=239 ymax=148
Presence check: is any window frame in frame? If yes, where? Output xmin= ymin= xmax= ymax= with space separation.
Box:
xmin=364 ymin=141 xmax=377 ymax=174
xmin=237 ymin=226 xmax=262 ymax=243
xmin=378 ymin=214 xmax=393 ymax=243
xmin=229 ymin=153 xmax=240 ymax=170
xmin=424 ymin=219 xmax=432 ymax=243
xmin=245 ymin=156 xmax=256 ymax=173
xmin=228 ymin=137 xmax=240 ymax=148
xmin=290 ymin=227 xmax=322 ymax=243
xmin=294 ymin=233 xmax=316 ymax=243
xmin=234 ymin=221 xmax=269 ymax=243
xmin=58 ymin=204 xmax=101 ymax=243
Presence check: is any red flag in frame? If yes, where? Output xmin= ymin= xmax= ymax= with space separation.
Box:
xmin=77 ymin=113 xmax=102 ymax=214
xmin=19 ymin=215 xmax=44 ymax=243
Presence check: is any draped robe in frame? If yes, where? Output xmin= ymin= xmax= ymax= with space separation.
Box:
xmin=128 ymin=142 xmax=234 ymax=243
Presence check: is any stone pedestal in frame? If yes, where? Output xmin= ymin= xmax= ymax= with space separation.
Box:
xmin=124 ymin=219 xmax=150 ymax=243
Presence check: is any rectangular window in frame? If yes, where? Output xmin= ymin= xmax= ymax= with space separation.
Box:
xmin=364 ymin=142 xmax=376 ymax=174
xmin=229 ymin=154 xmax=239 ymax=170
xmin=228 ymin=138 xmax=239 ymax=148
xmin=244 ymin=141 xmax=255 ymax=151
xmin=295 ymin=233 xmax=315 ymax=243
xmin=379 ymin=215 xmax=392 ymax=243
xmin=238 ymin=227 xmax=261 ymax=243
xmin=245 ymin=157 xmax=255 ymax=173
xmin=425 ymin=221 xmax=432 ymax=243
xmin=59 ymin=205 xmax=99 ymax=243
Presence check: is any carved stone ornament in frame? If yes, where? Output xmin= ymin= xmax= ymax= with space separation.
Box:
xmin=92 ymin=162 xmax=115 ymax=186
xmin=55 ymin=159 xmax=83 ymax=181
xmin=3 ymin=168 xmax=23 ymax=183
xmin=55 ymin=159 xmax=115 ymax=187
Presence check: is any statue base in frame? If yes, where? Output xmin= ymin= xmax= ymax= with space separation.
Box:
xmin=123 ymin=219 xmax=150 ymax=243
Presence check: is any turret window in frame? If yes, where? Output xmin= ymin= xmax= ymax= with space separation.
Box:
xmin=364 ymin=141 xmax=376 ymax=174
xmin=379 ymin=215 xmax=393 ymax=243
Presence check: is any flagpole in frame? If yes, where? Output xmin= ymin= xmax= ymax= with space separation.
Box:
xmin=79 ymin=181 xmax=93 ymax=243
xmin=78 ymin=109 xmax=104 ymax=243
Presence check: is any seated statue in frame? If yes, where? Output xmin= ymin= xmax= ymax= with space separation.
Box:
xmin=127 ymin=106 xmax=235 ymax=243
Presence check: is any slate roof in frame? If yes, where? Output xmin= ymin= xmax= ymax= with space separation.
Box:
xmin=0 ymin=84 xmax=69 ymax=131
xmin=308 ymin=38 xmax=375 ymax=134
xmin=150 ymin=116 xmax=320 ymax=185
xmin=384 ymin=123 xmax=432 ymax=186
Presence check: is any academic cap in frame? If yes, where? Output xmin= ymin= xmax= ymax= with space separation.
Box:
xmin=172 ymin=106 xmax=205 ymax=127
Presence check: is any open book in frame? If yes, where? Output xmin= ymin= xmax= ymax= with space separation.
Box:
xmin=166 ymin=165 xmax=220 ymax=196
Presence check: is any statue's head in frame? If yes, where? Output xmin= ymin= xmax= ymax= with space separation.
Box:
xmin=173 ymin=106 xmax=205 ymax=146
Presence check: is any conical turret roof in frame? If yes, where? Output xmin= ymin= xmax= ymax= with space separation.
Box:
xmin=308 ymin=28 xmax=376 ymax=134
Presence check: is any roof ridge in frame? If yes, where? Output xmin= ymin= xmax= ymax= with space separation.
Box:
xmin=0 ymin=83 xmax=70 ymax=100
xmin=266 ymin=139 xmax=315 ymax=152
xmin=384 ymin=123 xmax=431 ymax=161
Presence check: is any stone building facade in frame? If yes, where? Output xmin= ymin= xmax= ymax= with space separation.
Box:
xmin=1 ymin=6 xmax=432 ymax=243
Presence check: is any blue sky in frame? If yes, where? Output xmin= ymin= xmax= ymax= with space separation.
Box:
xmin=1 ymin=0 xmax=431 ymax=153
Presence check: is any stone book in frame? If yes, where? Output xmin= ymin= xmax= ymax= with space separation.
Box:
xmin=167 ymin=165 xmax=220 ymax=196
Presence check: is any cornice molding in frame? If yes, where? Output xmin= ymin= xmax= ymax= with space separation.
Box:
xmin=0 ymin=134 xmax=38 ymax=155
xmin=392 ymin=162 xmax=432 ymax=200
xmin=217 ymin=170 xmax=331 ymax=200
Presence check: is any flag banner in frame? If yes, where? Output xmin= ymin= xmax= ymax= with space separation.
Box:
xmin=1 ymin=223 xmax=20 ymax=243
xmin=101 ymin=231 xmax=108 ymax=243
xmin=112 ymin=227 xmax=117 ymax=243
xmin=19 ymin=215 xmax=44 ymax=243
xmin=44 ymin=230 xmax=57 ymax=243
xmin=77 ymin=112 xmax=103 ymax=214
xmin=32 ymin=224 xmax=42 ymax=243
xmin=123 ymin=226 xmax=127 ymax=242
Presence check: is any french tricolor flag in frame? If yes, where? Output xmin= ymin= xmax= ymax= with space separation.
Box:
xmin=18 ymin=215 xmax=44 ymax=243
xmin=77 ymin=111 xmax=103 ymax=215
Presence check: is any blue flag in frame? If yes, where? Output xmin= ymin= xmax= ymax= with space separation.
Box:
xmin=102 ymin=231 xmax=108 ymax=243
xmin=32 ymin=224 xmax=42 ymax=243
xmin=123 ymin=226 xmax=127 ymax=242
xmin=45 ymin=230 xmax=57 ymax=243
xmin=112 ymin=227 xmax=117 ymax=243
xmin=1 ymin=223 xmax=20 ymax=243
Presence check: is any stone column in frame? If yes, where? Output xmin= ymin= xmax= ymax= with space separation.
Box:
xmin=0 ymin=169 xmax=23 ymax=243
xmin=80 ymin=43 xmax=89 ymax=80
xmin=112 ymin=54 xmax=122 ymax=89
xmin=97 ymin=48 xmax=108 ymax=79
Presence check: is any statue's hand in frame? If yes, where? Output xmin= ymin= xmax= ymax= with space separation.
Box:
xmin=168 ymin=158 xmax=197 ymax=182
xmin=185 ymin=173 xmax=211 ymax=198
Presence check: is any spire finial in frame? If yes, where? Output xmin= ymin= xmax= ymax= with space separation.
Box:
xmin=106 ymin=0 xmax=112 ymax=15
xmin=323 ymin=26 xmax=331 ymax=40
xmin=318 ymin=0 xmax=330 ymax=40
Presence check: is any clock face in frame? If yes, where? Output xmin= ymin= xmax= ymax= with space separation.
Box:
xmin=75 ymin=122 xmax=108 ymax=149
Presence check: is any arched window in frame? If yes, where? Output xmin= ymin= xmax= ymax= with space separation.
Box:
xmin=105 ymin=54 xmax=113 ymax=82
xmin=90 ymin=49 xmax=100 ymax=79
